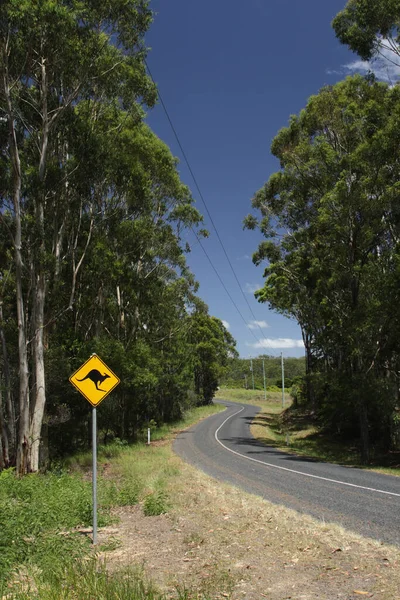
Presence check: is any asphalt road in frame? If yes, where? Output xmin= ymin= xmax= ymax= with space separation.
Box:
xmin=173 ymin=401 xmax=400 ymax=546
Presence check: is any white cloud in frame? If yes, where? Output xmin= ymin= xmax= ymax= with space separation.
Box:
xmin=248 ymin=320 xmax=269 ymax=330
xmin=246 ymin=338 xmax=304 ymax=349
xmin=221 ymin=320 xmax=230 ymax=330
xmin=342 ymin=39 xmax=400 ymax=84
xmin=245 ymin=282 xmax=262 ymax=294
xmin=238 ymin=254 xmax=251 ymax=261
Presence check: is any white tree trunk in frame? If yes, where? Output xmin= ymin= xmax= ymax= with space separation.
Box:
xmin=28 ymin=56 xmax=49 ymax=472
xmin=0 ymin=387 xmax=9 ymax=468
xmin=3 ymin=54 xmax=31 ymax=474
xmin=29 ymin=268 xmax=46 ymax=472
xmin=0 ymin=302 xmax=15 ymax=463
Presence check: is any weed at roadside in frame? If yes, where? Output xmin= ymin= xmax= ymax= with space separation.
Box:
xmin=143 ymin=489 xmax=170 ymax=516
xmin=0 ymin=403 xmax=225 ymax=595
xmin=2 ymin=561 xmax=165 ymax=600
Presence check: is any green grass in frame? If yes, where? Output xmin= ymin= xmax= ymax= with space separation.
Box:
xmin=1 ymin=561 xmax=222 ymax=600
xmin=0 ymin=469 xmax=97 ymax=585
xmin=280 ymin=407 xmax=400 ymax=475
xmin=64 ymin=403 xmax=224 ymax=472
xmin=0 ymin=402 xmax=224 ymax=596
xmin=65 ymin=403 xmax=225 ymax=520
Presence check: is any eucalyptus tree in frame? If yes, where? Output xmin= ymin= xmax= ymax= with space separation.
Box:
xmin=66 ymin=112 xmax=204 ymax=430
xmin=188 ymin=304 xmax=238 ymax=405
xmin=0 ymin=0 xmax=158 ymax=473
xmin=246 ymin=75 xmax=400 ymax=459
xmin=333 ymin=0 xmax=400 ymax=64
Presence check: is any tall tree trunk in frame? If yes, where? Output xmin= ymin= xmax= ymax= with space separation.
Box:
xmin=3 ymin=53 xmax=31 ymax=474
xmin=302 ymin=328 xmax=315 ymax=408
xmin=0 ymin=432 xmax=4 ymax=470
xmin=29 ymin=267 xmax=46 ymax=472
xmin=0 ymin=386 xmax=9 ymax=468
xmin=28 ymin=56 xmax=49 ymax=472
xmin=0 ymin=303 xmax=16 ymax=463
xmin=14 ymin=177 xmax=30 ymax=475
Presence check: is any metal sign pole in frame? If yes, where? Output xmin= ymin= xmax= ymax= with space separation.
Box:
xmin=69 ymin=353 xmax=120 ymax=548
xmin=92 ymin=407 xmax=98 ymax=545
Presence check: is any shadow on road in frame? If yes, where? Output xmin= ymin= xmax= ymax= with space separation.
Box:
xmin=219 ymin=436 xmax=324 ymax=464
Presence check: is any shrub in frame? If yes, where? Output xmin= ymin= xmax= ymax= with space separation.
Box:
xmin=143 ymin=489 xmax=170 ymax=516
xmin=117 ymin=481 xmax=140 ymax=506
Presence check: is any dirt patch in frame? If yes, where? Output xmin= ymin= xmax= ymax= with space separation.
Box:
xmin=98 ymin=460 xmax=400 ymax=599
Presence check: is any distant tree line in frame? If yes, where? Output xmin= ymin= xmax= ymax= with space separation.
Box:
xmin=0 ymin=1 xmax=237 ymax=473
xmin=246 ymin=0 xmax=400 ymax=462
xmin=220 ymin=355 xmax=305 ymax=391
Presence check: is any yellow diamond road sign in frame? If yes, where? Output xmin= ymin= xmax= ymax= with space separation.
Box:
xmin=69 ymin=354 xmax=120 ymax=407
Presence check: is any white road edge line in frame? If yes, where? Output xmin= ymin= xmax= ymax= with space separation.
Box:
xmin=214 ymin=405 xmax=400 ymax=499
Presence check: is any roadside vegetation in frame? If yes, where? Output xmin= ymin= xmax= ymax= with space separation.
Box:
xmin=246 ymin=78 xmax=400 ymax=463
xmin=244 ymin=1 xmax=400 ymax=466
xmin=0 ymin=404 xmax=224 ymax=598
xmin=0 ymin=0 xmax=237 ymax=477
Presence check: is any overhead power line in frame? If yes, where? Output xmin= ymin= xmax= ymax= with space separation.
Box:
xmin=189 ymin=227 xmax=263 ymax=345
xmin=145 ymin=59 xmax=277 ymax=355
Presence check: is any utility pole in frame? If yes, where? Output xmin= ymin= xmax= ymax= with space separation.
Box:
xmin=281 ymin=352 xmax=285 ymax=408
xmin=250 ymin=358 xmax=255 ymax=390
xmin=244 ymin=375 xmax=248 ymax=389
xmin=262 ymin=358 xmax=267 ymax=401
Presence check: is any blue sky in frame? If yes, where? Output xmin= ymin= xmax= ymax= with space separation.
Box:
xmin=144 ymin=0 xmax=367 ymax=358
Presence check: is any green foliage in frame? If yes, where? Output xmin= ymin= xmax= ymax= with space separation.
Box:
xmin=0 ymin=469 xmax=98 ymax=584
xmin=143 ymin=489 xmax=170 ymax=516
xmin=247 ymin=74 xmax=400 ymax=460
xmin=188 ymin=310 xmax=238 ymax=405
xmin=117 ymin=481 xmax=141 ymax=507
xmin=1 ymin=0 xmax=236 ymax=474
xmin=333 ymin=0 xmax=400 ymax=60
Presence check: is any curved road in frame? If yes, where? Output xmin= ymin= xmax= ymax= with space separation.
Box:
xmin=174 ymin=401 xmax=400 ymax=546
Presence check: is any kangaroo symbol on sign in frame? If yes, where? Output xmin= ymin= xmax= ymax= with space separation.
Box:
xmin=77 ymin=369 xmax=110 ymax=392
